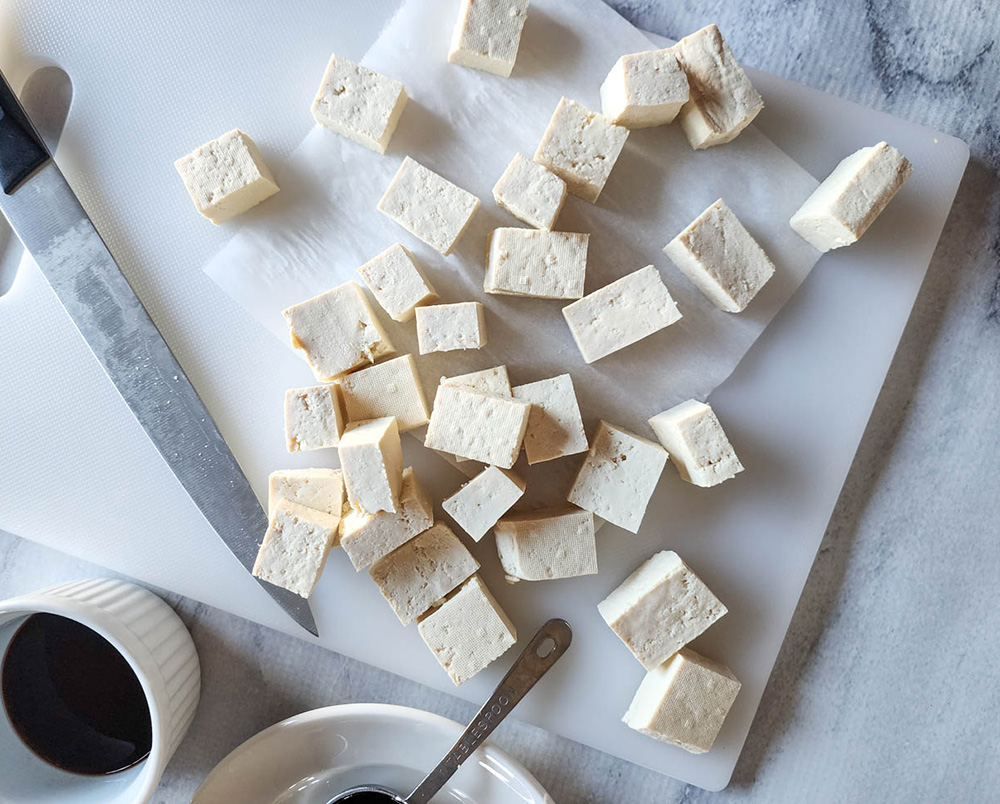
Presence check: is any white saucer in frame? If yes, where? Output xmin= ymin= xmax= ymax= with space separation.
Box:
xmin=191 ymin=703 xmax=554 ymax=804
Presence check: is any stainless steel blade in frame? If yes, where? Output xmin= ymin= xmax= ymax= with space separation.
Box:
xmin=0 ymin=161 xmax=318 ymax=637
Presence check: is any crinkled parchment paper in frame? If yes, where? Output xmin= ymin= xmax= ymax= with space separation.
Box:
xmin=204 ymin=0 xmax=819 ymax=498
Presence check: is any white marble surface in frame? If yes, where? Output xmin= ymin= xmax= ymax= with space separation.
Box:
xmin=3 ymin=0 xmax=999 ymax=800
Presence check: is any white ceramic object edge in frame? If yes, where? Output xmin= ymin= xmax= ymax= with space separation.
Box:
xmin=193 ymin=703 xmax=554 ymax=804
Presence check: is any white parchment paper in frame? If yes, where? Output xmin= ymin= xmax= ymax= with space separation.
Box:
xmin=204 ymin=0 xmax=819 ymax=499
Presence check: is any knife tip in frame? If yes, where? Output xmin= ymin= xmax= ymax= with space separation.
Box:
xmin=258 ymin=579 xmax=320 ymax=638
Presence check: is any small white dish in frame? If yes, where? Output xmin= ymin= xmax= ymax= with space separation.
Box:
xmin=0 ymin=579 xmax=200 ymax=804
xmin=192 ymin=703 xmax=553 ymax=804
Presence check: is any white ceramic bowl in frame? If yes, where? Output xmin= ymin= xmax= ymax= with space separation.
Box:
xmin=0 ymin=579 xmax=200 ymax=804
xmin=193 ymin=703 xmax=554 ymax=804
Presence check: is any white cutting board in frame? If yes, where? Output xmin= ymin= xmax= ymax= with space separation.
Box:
xmin=0 ymin=0 xmax=967 ymax=792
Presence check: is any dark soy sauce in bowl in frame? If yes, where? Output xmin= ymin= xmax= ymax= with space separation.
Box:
xmin=1 ymin=613 xmax=153 ymax=775
xmin=331 ymin=793 xmax=401 ymax=803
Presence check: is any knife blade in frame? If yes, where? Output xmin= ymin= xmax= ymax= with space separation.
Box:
xmin=0 ymin=70 xmax=318 ymax=637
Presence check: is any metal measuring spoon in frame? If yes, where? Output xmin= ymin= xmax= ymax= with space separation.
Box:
xmin=328 ymin=618 xmax=572 ymax=804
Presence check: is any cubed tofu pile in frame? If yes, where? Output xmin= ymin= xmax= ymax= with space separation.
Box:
xmin=600 ymin=551 xmax=739 ymax=754
xmin=176 ymin=0 xmax=913 ymax=755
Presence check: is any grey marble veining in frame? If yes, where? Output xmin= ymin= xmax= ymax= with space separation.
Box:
xmin=2 ymin=1 xmax=1000 ymax=801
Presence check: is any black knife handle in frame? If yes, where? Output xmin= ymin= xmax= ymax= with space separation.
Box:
xmin=0 ymin=69 xmax=50 ymax=194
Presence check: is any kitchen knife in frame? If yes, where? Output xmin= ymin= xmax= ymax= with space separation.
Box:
xmin=0 ymin=69 xmax=318 ymax=636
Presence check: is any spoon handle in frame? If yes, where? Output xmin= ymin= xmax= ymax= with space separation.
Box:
xmin=406 ymin=618 xmax=572 ymax=804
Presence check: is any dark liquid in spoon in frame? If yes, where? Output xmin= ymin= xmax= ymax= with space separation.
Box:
xmin=1 ymin=613 xmax=152 ymax=775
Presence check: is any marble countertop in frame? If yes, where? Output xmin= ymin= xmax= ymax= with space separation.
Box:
xmin=3 ymin=0 xmax=999 ymax=800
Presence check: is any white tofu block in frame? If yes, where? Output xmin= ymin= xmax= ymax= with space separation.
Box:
xmin=598 ymin=550 xmax=727 ymax=669
xmin=441 ymin=365 xmax=512 ymax=396
xmin=175 ymin=129 xmax=279 ymax=225
xmin=492 ymin=153 xmax=567 ymax=230
xmin=442 ymin=466 xmax=525 ymax=542
xmin=448 ymin=0 xmax=529 ymax=78
xmin=512 ymin=374 xmax=588 ymax=464
xmin=562 ymin=265 xmax=681 ymax=363
xmin=664 ymin=199 xmax=775 ymax=313
xmin=369 ymin=523 xmax=480 ymax=625
xmin=441 ymin=366 xmax=512 ymax=464
xmin=495 ymin=507 xmax=596 ymax=582
xmin=600 ymin=49 xmax=690 ymax=129
xmin=338 ymin=354 xmax=430 ymax=432
xmin=567 ymin=420 xmax=668 ymax=533
xmin=649 ymin=400 xmax=743 ymax=487
xmin=340 ymin=467 xmax=433 ymax=570
xmin=415 ymin=302 xmax=488 ymax=354
xmin=252 ymin=499 xmax=340 ymax=598
xmin=418 ymin=575 xmax=517 ymax=685
xmin=790 ymin=141 xmax=913 ymax=252
xmin=311 ymin=53 xmax=408 ymax=154
xmin=267 ymin=468 xmax=344 ymax=520
xmin=673 ymin=24 xmax=763 ymax=150
xmin=283 ymin=281 xmax=395 ymax=381
xmin=534 ymin=98 xmax=629 ymax=203
xmin=338 ymin=417 xmax=404 ymax=515
xmin=357 ymin=243 xmax=438 ymax=322
xmin=284 ymin=384 xmax=347 ymax=452
xmin=486 ymin=228 xmax=589 ymax=299
xmin=377 ymin=157 xmax=481 ymax=255
xmin=623 ymin=648 xmax=741 ymax=754
xmin=424 ymin=385 xmax=530 ymax=469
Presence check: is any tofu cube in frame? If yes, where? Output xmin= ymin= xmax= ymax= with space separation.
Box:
xmin=534 ymin=97 xmax=629 ymax=203
xmin=448 ymin=0 xmax=529 ymax=78
xmin=418 ymin=575 xmax=517 ymax=685
xmin=623 ymin=648 xmax=741 ymax=754
xmin=649 ymin=400 xmax=743 ymax=487
xmin=492 ymin=153 xmax=567 ymax=230
xmin=441 ymin=365 xmax=512 ymax=396
xmin=567 ymin=420 xmax=668 ymax=533
xmin=284 ymin=384 xmax=347 ymax=452
xmin=673 ymin=24 xmax=763 ymax=150
xmin=486 ymin=228 xmax=589 ymax=299
xmin=790 ymin=141 xmax=913 ymax=252
xmin=338 ymin=354 xmax=430 ymax=432
xmin=369 ymin=523 xmax=480 ymax=625
xmin=175 ymin=129 xmax=279 ymax=225
xmin=512 ymin=374 xmax=588 ymax=464
xmin=562 ymin=265 xmax=681 ymax=363
xmin=598 ymin=550 xmax=727 ymax=669
xmin=424 ymin=384 xmax=530 ymax=469
xmin=267 ymin=468 xmax=345 ymax=520
xmin=357 ymin=243 xmax=438 ymax=322
xmin=441 ymin=366 xmax=513 ymax=464
xmin=600 ymin=49 xmax=690 ymax=129
xmin=283 ymin=281 xmax=395 ymax=381
xmin=377 ymin=157 xmax=481 ymax=255
xmin=416 ymin=302 xmax=488 ymax=354
xmin=340 ymin=467 xmax=434 ymax=570
xmin=252 ymin=499 xmax=340 ymax=598
xmin=442 ymin=465 xmax=526 ymax=541
xmin=664 ymin=199 xmax=775 ymax=313
xmin=338 ymin=417 xmax=404 ymax=515
xmin=495 ymin=507 xmax=597 ymax=582
xmin=311 ymin=53 xmax=408 ymax=154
